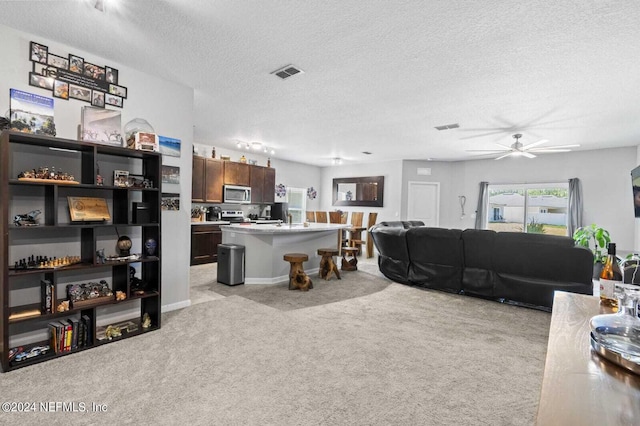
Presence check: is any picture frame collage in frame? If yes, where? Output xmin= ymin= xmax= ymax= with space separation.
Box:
xmin=29 ymin=41 xmax=127 ymax=109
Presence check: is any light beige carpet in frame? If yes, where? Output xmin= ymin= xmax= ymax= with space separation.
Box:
xmin=0 ymin=270 xmax=550 ymax=425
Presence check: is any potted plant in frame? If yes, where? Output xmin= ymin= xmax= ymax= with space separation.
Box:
xmin=573 ymin=224 xmax=611 ymax=278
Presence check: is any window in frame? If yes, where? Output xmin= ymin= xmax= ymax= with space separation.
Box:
xmin=485 ymin=183 xmax=569 ymax=236
xmin=286 ymin=187 xmax=306 ymax=224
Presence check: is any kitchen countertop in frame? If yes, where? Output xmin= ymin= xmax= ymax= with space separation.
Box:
xmin=221 ymin=222 xmax=348 ymax=234
xmin=191 ymin=220 xmax=231 ymax=226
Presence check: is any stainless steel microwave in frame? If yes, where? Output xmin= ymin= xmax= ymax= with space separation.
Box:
xmin=223 ymin=185 xmax=251 ymax=204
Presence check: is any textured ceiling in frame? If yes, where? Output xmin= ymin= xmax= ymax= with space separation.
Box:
xmin=1 ymin=0 xmax=639 ymax=166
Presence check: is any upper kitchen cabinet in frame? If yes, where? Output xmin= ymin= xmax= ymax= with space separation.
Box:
xmin=223 ymin=162 xmax=250 ymax=186
xmin=192 ymin=157 xmax=223 ymax=203
xmin=250 ymin=165 xmax=276 ymax=204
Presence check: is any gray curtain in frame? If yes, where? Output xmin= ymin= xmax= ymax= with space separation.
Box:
xmin=568 ymin=178 xmax=583 ymax=237
xmin=475 ymin=181 xmax=489 ymax=229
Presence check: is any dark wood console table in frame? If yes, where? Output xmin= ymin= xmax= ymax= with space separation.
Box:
xmin=536 ymin=291 xmax=640 ymax=425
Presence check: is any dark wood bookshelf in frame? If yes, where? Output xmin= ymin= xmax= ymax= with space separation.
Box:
xmin=1 ymin=130 xmax=162 ymax=372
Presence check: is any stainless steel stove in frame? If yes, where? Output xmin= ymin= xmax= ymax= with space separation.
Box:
xmin=220 ymin=210 xmax=246 ymax=223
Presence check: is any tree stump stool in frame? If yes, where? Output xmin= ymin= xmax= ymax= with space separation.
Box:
xmin=317 ymin=248 xmax=341 ymax=281
xmin=283 ymin=253 xmax=313 ymax=291
xmin=341 ymin=247 xmax=359 ymax=271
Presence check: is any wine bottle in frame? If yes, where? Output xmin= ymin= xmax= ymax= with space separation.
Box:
xmin=599 ymin=242 xmax=623 ymax=308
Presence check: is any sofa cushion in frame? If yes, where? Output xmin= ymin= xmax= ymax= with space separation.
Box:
xmin=407 ymin=227 xmax=463 ymax=292
xmin=370 ymin=225 xmax=411 ymax=284
xmin=461 ymin=229 xmax=496 ymax=297
xmin=491 ymin=232 xmax=593 ymax=307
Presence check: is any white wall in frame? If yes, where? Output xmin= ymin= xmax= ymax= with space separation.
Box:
xmin=320 ymin=160 xmax=403 ymax=224
xmin=402 ymin=147 xmax=637 ymax=250
xmin=0 ymin=24 xmax=194 ymax=312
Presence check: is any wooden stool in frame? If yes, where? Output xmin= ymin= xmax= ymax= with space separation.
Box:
xmin=341 ymin=247 xmax=359 ymax=271
xmin=317 ymin=248 xmax=341 ymax=281
xmin=283 ymin=253 xmax=313 ymax=291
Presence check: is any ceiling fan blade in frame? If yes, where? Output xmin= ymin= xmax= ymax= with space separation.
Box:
xmin=521 ymin=152 xmax=537 ymax=158
xmin=495 ymin=152 xmax=513 ymax=160
xmin=529 ymin=149 xmax=572 ymax=153
xmin=522 ymin=139 xmax=548 ymax=150
xmin=494 ymin=143 xmax=513 ymax=149
xmin=529 ymin=144 xmax=580 ymax=151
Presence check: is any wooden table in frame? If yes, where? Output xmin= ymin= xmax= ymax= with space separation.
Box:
xmin=536 ymin=291 xmax=640 ymax=425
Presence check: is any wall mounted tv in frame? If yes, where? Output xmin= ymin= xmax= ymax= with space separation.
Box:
xmin=632 ymin=165 xmax=640 ymax=217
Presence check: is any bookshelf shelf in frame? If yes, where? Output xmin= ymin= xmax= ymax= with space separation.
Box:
xmin=1 ymin=130 xmax=162 ymax=372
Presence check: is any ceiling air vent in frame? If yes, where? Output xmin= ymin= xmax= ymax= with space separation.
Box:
xmin=362 ymin=151 xmax=372 ymax=155
xmin=434 ymin=123 xmax=460 ymax=131
xmin=271 ymin=65 xmax=304 ymax=79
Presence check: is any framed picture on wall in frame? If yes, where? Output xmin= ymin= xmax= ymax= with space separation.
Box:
xmin=69 ymin=84 xmax=91 ymax=102
xmin=30 ymin=41 xmax=48 ymax=63
xmin=106 ymin=66 xmax=118 ymax=84
xmin=105 ymin=93 xmax=123 ymax=107
xmin=69 ymin=54 xmax=84 ymax=73
xmin=108 ymin=84 xmax=127 ymax=98
xmin=29 ymin=72 xmax=54 ymax=90
xmin=53 ymin=80 xmax=69 ymax=99
xmin=47 ymin=54 xmax=68 ymax=70
xmin=159 ymin=136 xmax=181 ymax=157
xmin=161 ymin=166 xmax=180 ymax=184
xmin=91 ymin=90 xmax=105 ymax=107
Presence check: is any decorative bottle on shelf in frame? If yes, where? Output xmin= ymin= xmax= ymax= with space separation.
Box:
xmin=600 ymin=242 xmax=623 ymax=309
xmin=267 ymin=157 xmax=271 ymax=168
xmin=240 ymin=155 xmax=247 ymax=164
xmin=212 ymin=147 xmax=216 ymax=159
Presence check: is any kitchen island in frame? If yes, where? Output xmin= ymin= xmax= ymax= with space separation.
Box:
xmin=221 ymin=223 xmax=348 ymax=284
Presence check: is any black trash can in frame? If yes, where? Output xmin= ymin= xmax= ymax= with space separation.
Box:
xmin=217 ymin=244 xmax=245 ymax=285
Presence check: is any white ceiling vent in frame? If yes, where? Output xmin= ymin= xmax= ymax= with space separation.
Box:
xmin=434 ymin=123 xmax=460 ymax=131
xmin=271 ymin=65 xmax=304 ymax=79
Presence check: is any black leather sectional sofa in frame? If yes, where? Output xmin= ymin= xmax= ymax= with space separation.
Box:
xmin=369 ymin=221 xmax=594 ymax=310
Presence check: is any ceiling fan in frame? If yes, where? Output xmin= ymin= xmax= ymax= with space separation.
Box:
xmin=466 ymin=134 xmax=580 ymax=160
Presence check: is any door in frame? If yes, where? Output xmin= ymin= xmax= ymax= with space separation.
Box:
xmin=407 ymin=181 xmax=440 ymax=226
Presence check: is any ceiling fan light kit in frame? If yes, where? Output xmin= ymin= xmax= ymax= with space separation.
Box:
xmin=467 ymin=133 xmax=580 ymax=160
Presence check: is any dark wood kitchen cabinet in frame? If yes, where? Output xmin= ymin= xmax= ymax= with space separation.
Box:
xmin=250 ymin=165 xmax=276 ymax=204
xmin=223 ymin=161 xmax=250 ymax=186
xmin=190 ymin=224 xmax=222 ymax=265
xmin=192 ymin=157 xmax=223 ymax=203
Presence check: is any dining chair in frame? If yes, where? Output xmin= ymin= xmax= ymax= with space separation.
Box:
xmin=365 ymin=212 xmax=378 ymax=258
xmin=315 ymin=211 xmax=328 ymax=223
xmin=347 ymin=212 xmax=365 ymax=255
xmin=329 ymin=211 xmax=342 ymax=224
xmin=306 ymin=211 xmax=316 ymax=223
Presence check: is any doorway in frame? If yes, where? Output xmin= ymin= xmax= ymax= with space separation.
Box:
xmin=407 ymin=181 xmax=440 ymax=226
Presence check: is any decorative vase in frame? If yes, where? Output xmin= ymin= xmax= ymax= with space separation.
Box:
xmin=116 ymin=235 xmax=132 ymax=256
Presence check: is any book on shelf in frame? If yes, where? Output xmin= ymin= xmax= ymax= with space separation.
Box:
xmin=67 ymin=318 xmax=79 ymax=350
xmin=40 ymin=279 xmax=55 ymax=314
xmin=82 ymin=314 xmax=93 ymax=346
xmin=48 ymin=322 xmax=59 ymax=354
xmin=9 ymin=88 xmax=56 ymax=136
xmin=80 ymin=106 xmax=123 ymax=146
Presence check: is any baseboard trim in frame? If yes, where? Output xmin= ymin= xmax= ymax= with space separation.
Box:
xmin=162 ymin=299 xmax=191 ymax=313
